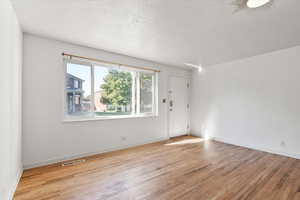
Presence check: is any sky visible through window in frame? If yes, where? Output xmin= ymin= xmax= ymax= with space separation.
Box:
xmin=67 ymin=63 xmax=108 ymax=97
xmin=94 ymin=66 xmax=109 ymax=93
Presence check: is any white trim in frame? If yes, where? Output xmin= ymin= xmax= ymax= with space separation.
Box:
xmin=213 ymin=137 xmax=300 ymax=160
xmin=131 ymin=71 xmax=136 ymax=114
xmin=62 ymin=58 xmax=68 ymax=122
xmin=187 ymin=79 xmax=191 ymax=135
xmin=8 ymin=168 xmax=23 ymax=200
xmin=155 ymin=72 xmax=159 ymax=115
xmin=23 ymin=136 xmax=169 ymax=170
xmin=138 ymin=71 xmax=158 ymax=115
xmin=136 ymin=72 xmax=140 ymax=115
xmin=167 ymin=75 xmax=171 ymax=138
xmin=90 ymin=63 xmax=95 ymax=113
xmin=151 ymin=73 xmax=155 ymax=114
xmin=63 ymin=114 xmax=158 ymax=122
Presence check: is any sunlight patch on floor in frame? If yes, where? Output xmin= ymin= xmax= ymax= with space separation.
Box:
xmin=165 ymin=138 xmax=205 ymax=146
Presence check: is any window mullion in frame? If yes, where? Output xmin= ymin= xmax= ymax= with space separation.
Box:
xmin=155 ymin=73 xmax=159 ymax=115
xmin=131 ymin=71 xmax=136 ymax=115
xmin=91 ymin=64 xmax=95 ymax=115
xmin=152 ymin=73 xmax=155 ymax=114
xmin=136 ymin=72 xmax=140 ymax=115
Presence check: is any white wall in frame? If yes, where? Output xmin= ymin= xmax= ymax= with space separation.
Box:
xmin=23 ymin=34 xmax=191 ymax=169
xmin=0 ymin=0 xmax=23 ymax=199
xmin=191 ymin=46 xmax=300 ymax=159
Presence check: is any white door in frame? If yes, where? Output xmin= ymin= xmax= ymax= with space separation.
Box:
xmin=168 ymin=76 xmax=189 ymax=138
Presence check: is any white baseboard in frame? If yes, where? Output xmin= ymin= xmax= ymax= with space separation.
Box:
xmin=24 ymin=136 xmax=169 ymax=169
xmin=8 ymin=168 xmax=23 ymax=200
xmin=213 ymin=137 xmax=300 ymax=160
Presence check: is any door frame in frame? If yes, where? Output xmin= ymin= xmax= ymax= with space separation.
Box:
xmin=167 ymin=75 xmax=191 ymax=138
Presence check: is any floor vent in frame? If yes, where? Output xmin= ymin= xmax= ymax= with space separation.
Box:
xmin=62 ymin=159 xmax=86 ymax=166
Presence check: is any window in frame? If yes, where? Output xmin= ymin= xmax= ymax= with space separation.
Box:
xmin=93 ymin=65 xmax=133 ymax=116
xmin=74 ymin=79 xmax=79 ymax=89
xmin=140 ymin=72 xmax=155 ymax=113
xmin=64 ymin=59 xmax=158 ymax=120
xmin=66 ymin=63 xmax=92 ymax=117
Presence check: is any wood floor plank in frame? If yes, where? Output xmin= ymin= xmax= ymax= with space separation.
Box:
xmin=14 ymin=136 xmax=300 ymax=200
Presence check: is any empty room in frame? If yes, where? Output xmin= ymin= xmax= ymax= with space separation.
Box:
xmin=1 ymin=0 xmax=300 ymax=199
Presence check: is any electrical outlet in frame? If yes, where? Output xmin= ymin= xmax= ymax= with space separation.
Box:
xmin=121 ymin=136 xmax=127 ymax=141
xmin=280 ymin=141 xmax=286 ymax=148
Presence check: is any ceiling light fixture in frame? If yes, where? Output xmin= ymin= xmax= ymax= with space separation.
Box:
xmin=184 ymin=63 xmax=203 ymax=72
xmin=246 ymin=0 xmax=271 ymax=8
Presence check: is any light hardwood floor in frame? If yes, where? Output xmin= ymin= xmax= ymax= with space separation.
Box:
xmin=15 ymin=136 xmax=300 ymax=200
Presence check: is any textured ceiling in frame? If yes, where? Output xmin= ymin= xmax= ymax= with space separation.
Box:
xmin=11 ymin=0 xmax=300 ymax=68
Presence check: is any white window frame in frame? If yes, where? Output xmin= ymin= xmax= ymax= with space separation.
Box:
xmin=63 ymin=58 xmax=158 ymax=122
xmin=139 ymin=71 xmax=157 ymax=115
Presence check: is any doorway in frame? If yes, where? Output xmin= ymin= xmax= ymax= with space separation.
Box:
xmin=168 ymin=76 xmax=190 ymax=138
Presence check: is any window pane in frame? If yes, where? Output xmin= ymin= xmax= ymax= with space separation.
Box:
xmin=94 ymin=66 xmax=133 ymax=116
xmin=140 ymin=72 xmax=154 ymax=113
xmin=66 ymin=63 xmax=92 ymax=116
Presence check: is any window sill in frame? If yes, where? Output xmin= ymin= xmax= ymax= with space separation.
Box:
xmin=63 ymin=114 xmax=158 ymax=122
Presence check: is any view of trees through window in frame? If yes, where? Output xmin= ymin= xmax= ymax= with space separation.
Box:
xmin=65 ymin=61 xmax=156 ymax=118
xmin=95 ymin=68 xmax=133 ymax=116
